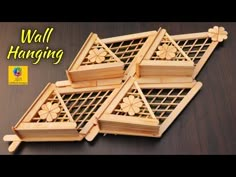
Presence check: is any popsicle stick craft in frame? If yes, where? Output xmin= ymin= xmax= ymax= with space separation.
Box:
xmin=4 ymin=26 xmax=228 ymax=152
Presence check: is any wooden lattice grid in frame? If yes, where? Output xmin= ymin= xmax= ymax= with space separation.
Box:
xmin=60 ymin=89 xmax=113 ymax=132
xmin=3 ymin=26 xmax=228 ymax=153
xmin=171 ymin=32 xmax=219 ymax=78
xmin=102 ymin=30 xmax=158 ymax=78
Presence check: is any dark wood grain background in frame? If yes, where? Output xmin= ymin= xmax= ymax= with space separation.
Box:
xmin=0 ymin=22 xmax=235 ymax=155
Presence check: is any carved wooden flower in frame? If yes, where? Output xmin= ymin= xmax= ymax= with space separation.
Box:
xmin=87 ymin=48 xmax=107 ymax=63
xmin=208 ymin=26 xmax=228 ymax=42
xmin=120 ymin=95 xmax=143 ymax=116
xmin=38 ymin=102 xmax=61 ymax=122
xmin=156 ymin=44 xmax=177 ymax=60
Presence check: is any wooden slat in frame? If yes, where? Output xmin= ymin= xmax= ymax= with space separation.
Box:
xmin=16 ymin=122 xmax=77 ymax=130
xmin=171 ymin=32 xmax=209 ymax=40
xmin=137 ymin=76 xmax=193 ymax=84
xmin=138 ymin=81 xmax=197 ymax=89
xmin=97 ymin=78 xmax=122 ymax=86
xmin=100 ymin=114 xmax=159 ymax=127
xmin=3 ymin=134 xmax=21 ymax=142
xmin=85 ymin=125 xmax=100 ymax=141
xmin=101 ymin=31 xmax=157 ymax=44
xmin=99 ymin=128 xmax=159 ymax=137
xmin=55 ymin=80 xmax=71 ymax=87
xmin=71 ymin=80 xmax=97 ymax=88
xmin=139 ymin=60 xmax=194 ymax=77
xmin=20 ymin=135 xmax=84 ymax=142
xmin=57 ymin=85 xmax=118 ymax=94
xmin=8 ymin=141 xmax=21 ymax=153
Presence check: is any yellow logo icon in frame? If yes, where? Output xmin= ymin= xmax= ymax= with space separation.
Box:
xmin=8 ymin=66 xmax=28 ymax=85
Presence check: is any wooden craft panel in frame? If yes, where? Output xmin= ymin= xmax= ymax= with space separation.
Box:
xmin=3 ymin=26 xmax=228 ymax=152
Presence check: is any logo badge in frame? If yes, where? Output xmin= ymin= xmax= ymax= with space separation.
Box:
xmin=8 ymin=66 xmax=28 ymax=85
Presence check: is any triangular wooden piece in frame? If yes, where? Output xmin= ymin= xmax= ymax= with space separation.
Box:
xmin=9 ymin=83 xmax=79 ymax=137
xmin=67 ymin=33 xmax=125 ymax=87
xmin=99 ymin=77 xmax=159 ymax=137
xmin=137 ymin=29 xmax=195 ymax=83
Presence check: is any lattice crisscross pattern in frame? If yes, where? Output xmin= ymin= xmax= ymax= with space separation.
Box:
xmin=151 ymin=34 xmax=189 ymax=61
xmin=141 ymin=88 xmax=190 ymax=124
xmin=30 ymin=91 xmax=71 ymax=123
xmin=60 ymin=89 xmax=113 ymax=132
xmin=175 ymin=37 xmax=212 ymax=66
xmin=105 ymin=37 xmax=148 ymax=70
xmin=81 ymin=40 xmax=117 ymax=66
xmin=112 ymin=86 xmax=152 ymax=119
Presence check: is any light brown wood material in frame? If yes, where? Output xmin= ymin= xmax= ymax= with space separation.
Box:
xmin=137 ymin=76 xmax=193 ymax=84
xmin=139 ymin=60 xmax=194 ymax=77
xmin=3 ymin=134 xmax=21 ymax=142
xmin=159 ymin=81 xmax=202 ymax=135
xmin=68 ymin=33 xmax=97 ymax=70
xmin=102 ymin=31 xmax=157 ymax=44
xmin=15 ymin=83 xmax=55 ymax=126
xmin=85 ymin=125 xmax=100 ymax=141
xmin=8 ymin=141 xmax=21 ymax=153
xmin=16 ymin=122 xmax=77 ymax=130
xmin=3 ymin=26 xmax=228 ymax=153
xmin=100 ymin=114 xmax=158 ymax=127
xmin=193 ymin=41 xmax=218 ymax=78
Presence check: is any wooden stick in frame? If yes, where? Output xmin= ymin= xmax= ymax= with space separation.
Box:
xmin=3 ymin=134 xmax=21 ymax=141
xmin=101 ymin=31 xmax=157 ymax=44
xmin=85 ymin=125 xmax=100 ymax=141
xmin=55 ymin=80 xmax=71 ymax=87
xmin=8 ymin=141 xmax=21 ymax=153
xmin=171 ymin=32 xmax=209 ymax=40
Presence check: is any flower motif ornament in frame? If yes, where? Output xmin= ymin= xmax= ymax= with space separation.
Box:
xmin=120 ymin=95 xmax=143 ymax=116
xmin=38 ymin=102 xmax=61 ymax=122
xmin=87 ymin=48 xmax=107 ymax=63
xmin=208 ymin=26 xmax=228 ymax=42
xmin=156 ymin=44 xmax=177 ymax=60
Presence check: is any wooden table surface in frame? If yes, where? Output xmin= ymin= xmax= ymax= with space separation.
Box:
xmin=0 ymin=22 xmax=235 ymax=155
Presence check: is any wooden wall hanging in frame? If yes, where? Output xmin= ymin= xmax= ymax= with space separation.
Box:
xmin=3 ymin=26 xmax=228 ymax=153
